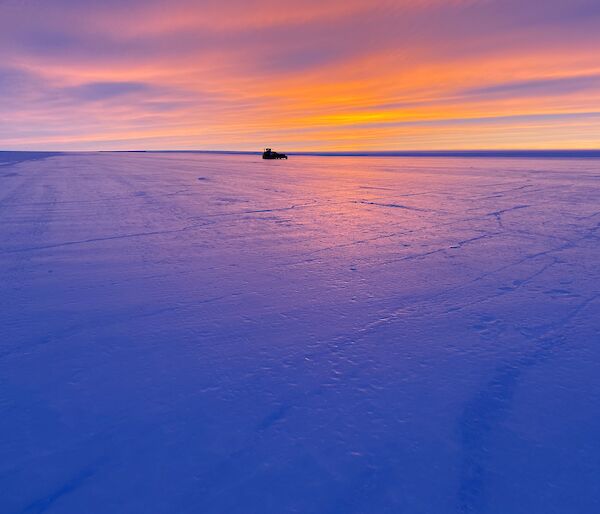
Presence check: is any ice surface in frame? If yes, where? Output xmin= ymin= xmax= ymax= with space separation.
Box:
xmin=1 ymin=152 xmax=599 ymax=513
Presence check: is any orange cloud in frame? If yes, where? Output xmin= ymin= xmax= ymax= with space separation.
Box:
xmin=1 ymin=0 xmax=600 ymax=150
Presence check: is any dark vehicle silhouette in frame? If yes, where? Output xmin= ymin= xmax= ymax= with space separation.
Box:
xmin=262 ymin=148 xmax=288 ymax=159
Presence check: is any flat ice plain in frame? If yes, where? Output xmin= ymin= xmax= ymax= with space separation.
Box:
xmin=1 ymin=151 xmax=599 ymax=513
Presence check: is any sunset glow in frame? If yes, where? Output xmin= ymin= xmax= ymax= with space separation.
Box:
xmin=2 ymin=0 xmax=600 ymax=150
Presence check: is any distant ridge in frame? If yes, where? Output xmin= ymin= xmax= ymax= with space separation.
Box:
xmin=103 ymin=149 xmax=600 ymax=159
xmin=4 ymin=150 xmax=599 ymax=159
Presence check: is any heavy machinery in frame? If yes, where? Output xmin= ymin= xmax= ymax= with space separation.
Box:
xmin=262 ymin=148 xmax=288 ymax=159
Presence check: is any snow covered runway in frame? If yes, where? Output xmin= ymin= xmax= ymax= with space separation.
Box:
xmin=1 ymin=152 xmax=599 ymax=513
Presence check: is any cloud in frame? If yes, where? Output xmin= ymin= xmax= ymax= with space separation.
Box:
xmin=64 ymin=81 xmax=152 ymax=101
xmin=1 ymin=0 xmax=600 ymax=150
xmin=462 ymin=75 xmax=600 ymax=99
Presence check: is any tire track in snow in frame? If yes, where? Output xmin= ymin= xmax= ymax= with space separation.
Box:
xmin=457 ymin=294 xmax=600 ymax=513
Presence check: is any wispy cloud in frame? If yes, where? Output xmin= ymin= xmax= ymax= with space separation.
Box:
xmin=464 ymin=75 xmax=600 ymax=99
xmin=1 ymin=0 xmax=600 ymax=150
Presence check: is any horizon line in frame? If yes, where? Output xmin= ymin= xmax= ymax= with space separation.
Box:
xmin=3 ymin=149 xmax=600 ymax=159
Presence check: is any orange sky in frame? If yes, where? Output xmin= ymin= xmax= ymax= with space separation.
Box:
xmin=1 ymin=0 xmax=600 ymax=150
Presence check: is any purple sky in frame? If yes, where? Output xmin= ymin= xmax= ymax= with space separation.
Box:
xmin=2 ymin=0 xmax=600 ymax=150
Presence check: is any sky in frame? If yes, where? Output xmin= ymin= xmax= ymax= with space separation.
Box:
xmin=1 ymin=0 xmax=600 ymax=151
